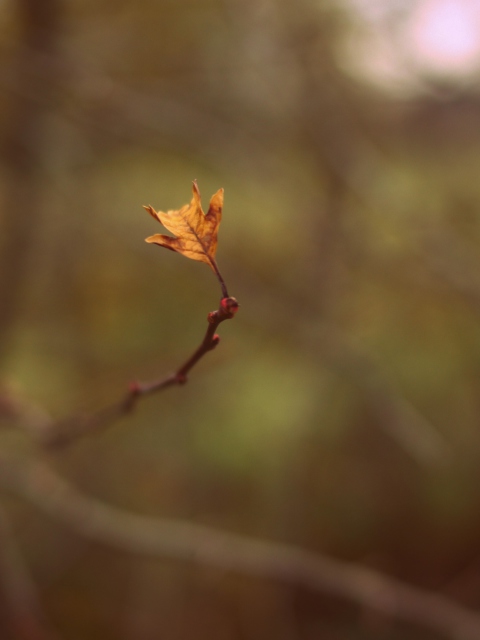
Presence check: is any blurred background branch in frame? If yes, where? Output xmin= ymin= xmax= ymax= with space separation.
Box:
xmin=0 ymin=0 xmax=63 ymax=366
xmin=1 ymin=453 xmax=480 ymax=640
xmin=0 ymin=502 xmax=60 ymax=640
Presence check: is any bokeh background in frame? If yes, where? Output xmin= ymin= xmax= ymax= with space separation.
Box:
xmin=2 ymin=0 xmax=480 ymax=638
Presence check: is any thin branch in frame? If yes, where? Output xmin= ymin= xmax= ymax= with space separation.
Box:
xmin=39 ymin=295 xmax=238 ymax=448
xmin=0 ymin=455 xmax=479 ymax=640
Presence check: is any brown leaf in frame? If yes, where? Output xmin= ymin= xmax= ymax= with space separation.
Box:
xmin=144 ymin=181 xmax=223 ymax=271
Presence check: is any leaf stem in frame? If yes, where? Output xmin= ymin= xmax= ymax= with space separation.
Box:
xmin=210 ymin=258 xmax=229 ymax=298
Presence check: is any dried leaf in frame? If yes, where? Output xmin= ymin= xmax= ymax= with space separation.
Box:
xmin=144 ymin=181 xmax=223 ymax=271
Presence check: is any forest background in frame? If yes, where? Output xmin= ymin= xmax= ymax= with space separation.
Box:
xmin=2 ymin=0 xmax=480 ymax=638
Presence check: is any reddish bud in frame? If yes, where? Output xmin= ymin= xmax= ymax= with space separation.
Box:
xmin=212 ymin=334 xmax=221 ymax=345
xmin=128 ymin=381 xmax=141 ymax=396
xmin=220 ymin=296 xmax=239 ymax=318
xmin=176 ymin=373 xmax=187 ymax=385
xmin=207 ymin=311 xmax=218 ymax=324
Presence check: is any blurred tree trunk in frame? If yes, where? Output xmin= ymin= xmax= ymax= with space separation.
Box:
xmin=0 ymin=0 xmax=63 ymax=366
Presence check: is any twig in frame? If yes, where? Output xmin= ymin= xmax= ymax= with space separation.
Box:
xmin=0 ymin=454 xmax=479 ymax=640
xmin=41 ymin=295 xmax=238 ymax=448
